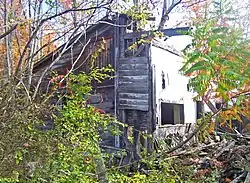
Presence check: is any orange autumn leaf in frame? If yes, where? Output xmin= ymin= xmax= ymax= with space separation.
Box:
xmin=0 ymin=22 xmax=57 ymax=76
xmin=208 ymin=121 xmax=215 ymax=134
xmin=225 ymin=177 xmax=231 ymax=183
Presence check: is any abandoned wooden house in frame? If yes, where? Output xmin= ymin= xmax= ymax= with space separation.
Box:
xmin=32 ymin=14 xmax=203 ymax=156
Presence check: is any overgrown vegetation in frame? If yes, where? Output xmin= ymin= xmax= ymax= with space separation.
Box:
xmin=0 ymin=0 xmax=249 ymax=182
xmin=0 ymin=69 xmax=221 ymax=183
xmin=0 ymin=67 xmax=116 ymax=182
xmin=181 ymin=0 xmax=250 ymax=137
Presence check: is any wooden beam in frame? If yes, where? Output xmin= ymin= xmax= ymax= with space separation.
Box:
xmin=118 ymin=104 xmax=148 ymax=111
xmin=123 ymin=31 xmax=148 ymax=39
xmin=118 ymin=69 xmax=148 ymax=76
xmin=119 ymin=63 xmax=148 ymax=70
xmin=119 ymin=93 xmax=149 ymax=100
xmin=119 ymin=56 xmax=148 ymax=64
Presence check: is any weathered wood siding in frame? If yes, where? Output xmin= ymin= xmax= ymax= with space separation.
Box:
xmin=117 ymin=57 xmax=149 ymax=111
xmin=74 ymin=37 xmax=113 ymax=73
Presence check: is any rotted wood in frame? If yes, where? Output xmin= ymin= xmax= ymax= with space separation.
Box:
xmin=118 ymin=93 xmax=149 ymax=100
xmin=118 ymin=104 xmax=148 ymax=111
xmin=117 ymin=15 xmax=151 ymax=164
xmin=117 ymin=87 xmax=149 ymax=94
xmin=119 ymin=98 xmax=148 ymax=105
xmin=119 ymin=75 xmax=148 ymax=82
xmin=119 ymin=56 xmax=148 ymax=64
xmin=118 ymin=79 xmax=148 ymax=86
xmin=118 ymin=69 xmax=148 ymax=76
xmin=118 ymin=92 xmax=149 ymax=110
xmin=118 ymin=86 xmax=148 ymax=93
xmin=119 ymin=63 xmax=148 ymax=70
xmin=119 ymin=16 xmax=126 ymax=58
xmin=117 ymin=56 xmax=150 ymax=111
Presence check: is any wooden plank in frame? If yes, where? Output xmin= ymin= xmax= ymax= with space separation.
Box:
xmin=119 ymin=16 xmax=126 ymax=58
xmin=119 ymin=75 xmax=148 ymax=82
xmin=118 ymin=82 xmax=148 ymax=88
xmin=119 ymin=98 xmax=148 ymax=105
xmin=119 ymin=63 xmax=148 ymax=70
xmin=56 ymin=57 xmax=79 ymax=65
xmin=119 ymin=57 xmax=148 ymax=64
xmin=58 ymin=55 xmax=86 ymax=65
xmin=117 ymin=87 xmax=149 ymax=93
xmin=118 ymin=69 xmax=148 ymax=76
xmin=60 ymin=50 xmax=82 ymax=60
xmin=118 ymin=82 xmax=148 ymax=89
xmin=118 ymin=103 xmax=148 ymax=111
xmin=119 ymin=81 xmax=148 ymax=88
xmin=51 ymin=62 xmax=72 ymax=70
xmin=119 ymin=93 xmax=149 ymax=100
xmin=118 ymin=81 xmax=149 ymax=89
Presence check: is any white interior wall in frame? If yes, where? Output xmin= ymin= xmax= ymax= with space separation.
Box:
xmin=151 ymin=35 xmax=197 ymax=124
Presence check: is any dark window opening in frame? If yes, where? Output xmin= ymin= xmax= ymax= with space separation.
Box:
xmin=215 ymin=102 xmax=222 ymax=110
xmin=161 ymin=103 xmax=184 ymax=125
xmin=162 ymin=78 xmax=165 ymax=89
xmin=196 ymin=101 xmax=204 ymax=120
xmin=162 ymin=71 xmax=165 ymax=89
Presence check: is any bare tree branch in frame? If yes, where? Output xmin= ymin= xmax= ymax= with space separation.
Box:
xmin=32 ymin=25 xmax=86 ymax=99
xmin=158 ymin=0 xmax=182 ymax=30
xmin=0 ymin=24 xmax=18 ymax=40
xmin=15 ymin=1 xmax=113 ymax=77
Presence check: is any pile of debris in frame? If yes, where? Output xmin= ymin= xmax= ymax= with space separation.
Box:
xmin=161 ymin=132 xmax=250 ymax=183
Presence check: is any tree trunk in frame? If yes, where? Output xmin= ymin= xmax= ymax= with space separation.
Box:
xmin=27 ymin=0 xmax=43 ymax=89
xmin=72 ymin=0 xmax=77 ymax=28
xmin=94 ymin=147 xmax=108 ymax=183
xmin=158 ymin=0 xmax=182 ymax=30
xmin=4 ymin=0 xmax=12 ymax=79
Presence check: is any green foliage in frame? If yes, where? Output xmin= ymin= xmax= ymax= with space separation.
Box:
xmin=0 ymin=66 xmax=118 ymax=182
xmin=181 ymin=0 xmax=250 ymax=127
xmin=117 ymin=2 xmax=151 ymax=30
xmin=182 ymin=24 xmax=249 ymax=97
xmin=32 ymin=68 xmax=117 ymax=182
xmin=0 ymin=71 xmax=223 ymax=182
xmin=2 ymin=0 xmax=245 ymax=182
xmin=0 ymin=178 xmax=19 ymax=183
xmin=124 ymin=5 xmax=150 ymax=28
xmin=108 ymin=161 xmax=178 ymax=183
xmin=0 ymin=81 xmax=57 ymax=181
xmin=108 ymin=155 xmax=220 ymax=183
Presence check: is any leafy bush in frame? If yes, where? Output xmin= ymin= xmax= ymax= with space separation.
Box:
xmin=0 ymin=67 xmax=118 ymax=182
